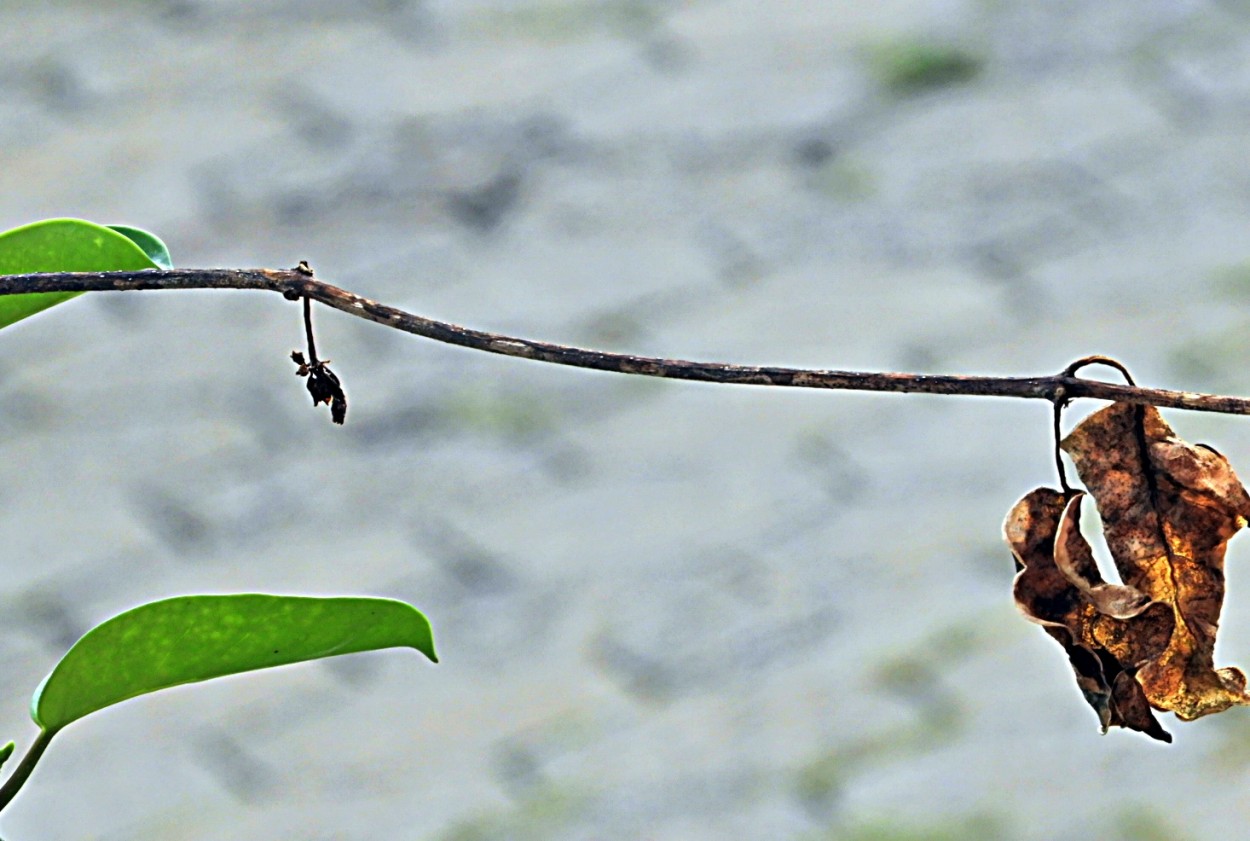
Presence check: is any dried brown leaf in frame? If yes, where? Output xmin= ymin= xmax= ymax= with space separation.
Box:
xmin=1007 ymin=488 xmax=1174 ymax=741
xmin=1007 ymin=402 xmax=1250 ymax=741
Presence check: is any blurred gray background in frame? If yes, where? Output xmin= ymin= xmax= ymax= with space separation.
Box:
xmin=3 ymin=1 xmax=1250 ymax=838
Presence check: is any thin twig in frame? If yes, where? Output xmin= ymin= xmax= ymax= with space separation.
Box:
xmin=303 ymin=294 xmax=318 ymax=364
xmin=1 ymin=267 xmax=1249 ymax=415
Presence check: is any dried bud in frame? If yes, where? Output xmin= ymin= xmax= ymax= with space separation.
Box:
xmin=291 ymin=352 xmax=347 ymax=424
xmin=305 ymin=364 xmax=340 ymax=407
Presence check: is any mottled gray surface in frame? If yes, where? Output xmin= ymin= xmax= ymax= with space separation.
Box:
xmin=3 ymin=1 xmax=1250 ymax=839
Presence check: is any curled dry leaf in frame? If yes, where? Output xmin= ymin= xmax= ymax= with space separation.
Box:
xmin=1006 ymin=402 xmax=1250 ymax=742
xmin=1007 ymin=488 xmax=1175 ymax=741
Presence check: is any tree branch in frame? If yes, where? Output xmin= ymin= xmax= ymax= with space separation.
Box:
xmin=1 ymin=267 xmax=1248 ymax=415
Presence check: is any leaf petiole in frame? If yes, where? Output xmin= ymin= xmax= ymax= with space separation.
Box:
xmin=0 ymin=729 xmax=56 ymax=814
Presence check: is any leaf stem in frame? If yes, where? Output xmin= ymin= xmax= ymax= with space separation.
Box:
xmin=0 ymin=729 xmax=56 ymax=814
xmin=0 ymin=267 xmax=1249 ymax=415
xmin=303 ymin=294 xmax=319 ymax=365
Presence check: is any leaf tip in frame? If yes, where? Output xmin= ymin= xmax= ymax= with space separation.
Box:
xmin=416 ymin=632 xmax=438 ymax=664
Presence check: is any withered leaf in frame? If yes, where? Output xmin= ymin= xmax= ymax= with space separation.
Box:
xmin=1007 ymin=488 xmax=1175 ymax=741
xmin=1007 ymin=402 xmax=1250 ymax=741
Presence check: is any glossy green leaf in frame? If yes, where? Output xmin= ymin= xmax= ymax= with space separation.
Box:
xmin=106 ymin=224 xmax=173 ymax=269
xmin=0 ymin=218 xmax=161 ymax=330
xmin=32 ymin=594 xmax=437 ymax=732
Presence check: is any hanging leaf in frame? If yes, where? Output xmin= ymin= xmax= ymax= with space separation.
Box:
xmin=1007 ymin=402 xmax=1250 ymax=741
xmin=0 ymin=218 xmax=163 ymax=330
xmin=105 ymin=224 xmax=173 ymax=269
xmin=1007 ymin=488 xmax=1176 ymax=741
xmin=32 ymin=594 xmax=437 ymax=733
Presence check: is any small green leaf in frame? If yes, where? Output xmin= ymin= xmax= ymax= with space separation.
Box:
xmin=32 ymin=594 xmax=437 ymax=732
xmin=0 ymin=218 xmax=161 ymax=331
xmin=106 ymin=224 xmax=173 ymax=269
xmin=0 ymin=741 xmax=13 ymax=770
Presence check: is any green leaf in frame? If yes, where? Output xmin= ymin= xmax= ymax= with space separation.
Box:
xmin=0 ymin=741 xmax=12 ymax=770
xmin=106 ymin=224 xmax=173 ymax=269
xmin=0 ymin=218 xmax=161 ymax=331
xmin=32 ymin=594 xmax=437 ymax=732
